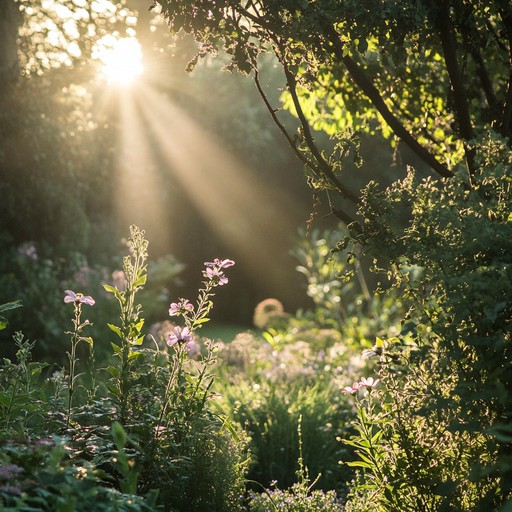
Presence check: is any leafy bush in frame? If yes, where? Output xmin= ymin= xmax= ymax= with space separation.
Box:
xmin=0 ymin=436 xmax=155 ymax=512
xmin=247 ymin=418 xmax=344 ymax=511
xmin=342 ymin=132 xmax=512 ymax=511
xmin=214 ymin=373 xmax=353 ymax=491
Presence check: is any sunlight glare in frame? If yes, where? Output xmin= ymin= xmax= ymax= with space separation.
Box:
xmin=98 ymin=37 xmax=144 ymax=86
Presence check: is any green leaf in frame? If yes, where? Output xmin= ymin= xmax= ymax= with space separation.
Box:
xmin=217 ymin=414 xmax=240 ymax=443
xmin=0 ymin=301 xmax=22 ymax=313
xmin=133 ymin=275 xmax=147 ymax=288
xmin=128 ymin=350 xmax=143 ymax=361
xmin=111 ymin=421 xmax=127 ymax=450
xmin=111 ymin=342 xmax=122 ymax=355
xmin=371 ymin=429 xmax=384 ymax=445
xmin=262 ymin=331 xmax=275 ymax=345
xmin=0 ymin=392 xmax=11 ymax=407
xmin=108 ymin=323 xmax=123 ymax=338
xmin=106 ymin=365 xmax=119 ymax=378
xmin=193 ymin=318 xmax=210 ymax=325
xmin=103 ymin=284 xmax=122 ymax=300
xmin=346 ymin=460 xmax=373 ymax=469
xmin=130 ymin=335 xmax=144 ymax=346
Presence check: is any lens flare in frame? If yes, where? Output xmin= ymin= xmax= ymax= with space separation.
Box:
xmin=98 ymin=37 xmax=143 ymax=85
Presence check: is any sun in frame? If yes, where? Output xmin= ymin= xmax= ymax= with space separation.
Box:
xmin=97 ymin=36 xmax=144 ymax=86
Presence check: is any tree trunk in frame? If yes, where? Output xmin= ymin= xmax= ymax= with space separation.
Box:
xmin=0 ymin=0 xmax=21 ymax=90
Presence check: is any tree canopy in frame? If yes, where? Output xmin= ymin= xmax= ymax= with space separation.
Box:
xmin=153 ymin=0 xmax=512 ymax=217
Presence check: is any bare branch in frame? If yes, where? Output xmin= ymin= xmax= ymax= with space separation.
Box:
xmin=253 ymin=69 xmax=358 ymax=226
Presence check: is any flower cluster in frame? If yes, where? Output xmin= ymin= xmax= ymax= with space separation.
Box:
xmin=343 ymin=376 xmax=380 ymax=395
xmin=202 ymin=258 xmax=235 ymax=286
xmin=166 ymin=258 xmax=235 ymax=354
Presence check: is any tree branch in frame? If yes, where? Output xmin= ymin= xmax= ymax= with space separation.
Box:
xmin=499 ymin=6 xmax=512 ymax=137
xmin=436 ymin=3 xmax=476 ymax=173
xmin=469 ymin=46 xmax=499 ymax=114
xmin=458 ymin=9 xmax=499 ymax=116
xmin=322 ymin=27 xmax=453 ymax=179
xmin=281 ymin=63 xmax=360 ymax=204
xmin=342 ymin=53 xmax=454 ymax=179
xmin=253 ymin=69 xmax=357 ymax=226
xmin=253 ymin=69 xmax=321 ymax=178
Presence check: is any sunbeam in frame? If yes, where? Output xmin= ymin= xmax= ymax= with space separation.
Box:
xmin=96 ymin=36 xmax=144 ymax=86
xmin=134 ymin=82 xmax=300 ymax=297
xmin=114 ymin=87 xmax=170 ymax=252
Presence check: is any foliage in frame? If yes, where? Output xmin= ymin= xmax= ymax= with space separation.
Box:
xmin=214 ymin=371 xmax=353 ymax=491
xmin=0 ymin=332 xmax=48 ymax=436
xmin=0 ymin=73 xmax=117 ymax=259
xmin=153 ymin=3 xmax=512 ymax=510
xmin=212 ymin=225 xmax=405 ymax=494
xmin=340 ymin=132 xmax=512 ymax=511
xmin=153 ymin=0 xmax=512 ymax=216
xmin=17 ymin=0 xmax=136 ymax=76
xmin=0 ymin=301 xmax=21 ymax=332
xmin=247 ymin=417 xmax=343 ymax=511
xmin=0 ymin=435 xmax=155 ymax=511
xmin=0 ymin=226 xmax=248 ymax=511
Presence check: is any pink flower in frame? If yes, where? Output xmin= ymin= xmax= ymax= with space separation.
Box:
xmin=204 ymin=258 xmax=235 ymax=269
xmin=64 ymin=290 xmax=95 ymax=306
xmin=359 ymin=376 xmax=380 ymax=389
xmin=342 ymin=382 xmax=360 ymax=395
xmin=169 ymin=299 xmax=194 ymax=316
xmin=167 ymin=326 xmax=194 ymax=347
xmin=203 ymin=266 xmax=229 ymax=286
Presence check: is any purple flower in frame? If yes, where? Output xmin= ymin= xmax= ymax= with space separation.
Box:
xmin=342 ymin=382 xmax=360 ymax=395
xmin=64 ymin=290 xmax=95 ymax=306
xmin=203 ymin=266 xmax=229 ymax=286
xmin=186 ymin=339 xmax=199 ymax=357
xmin=167 ymin=326 xmax=194 ymax=347
xmin=169 ymin=299 xmax=194 ymax=316
xmin=204 ymin=258 xmax=235 ymax=269
xmin=0 ymin=464 xmax=23 ymax=479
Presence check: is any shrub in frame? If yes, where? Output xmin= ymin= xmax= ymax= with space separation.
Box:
xmin=247 ymin=418 xmax=344 ymax=511
xmin=342 ymin=133 xmax=512 ymax=511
